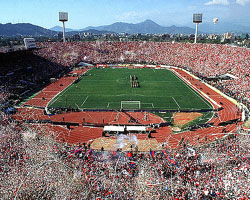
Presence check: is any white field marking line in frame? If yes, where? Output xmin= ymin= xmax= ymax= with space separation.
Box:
xmin=172 ymin=97 xmax=180 ymax=109
xmin=175 ymin=69 xmax=220 ymax=109
xmin=171 ymin=70 xmax=212 ymax=109
xmin=147 ymin=80 xmax=180 ymax=83
xmin=83 ymin=80 xmax=114 ymax=82
xmin=151 ymin=103 xmax=155 ymax=108
xmin=133 ymin=94 xmax=145 ymax=97
xmin=115 ymin=94 xmax=129 ymax=97
xmin=199 ymin=111 xmax=213 ymax=122
xmin=43 ymin=91 xmax=62 ymax=93
xmin=107 ymin=103 xmax=110 ymax=108
xmin=181 ymin=68 xmax=239 ymax=107
xmin=47 ymin=82 xmax=73 ymax=106
xmin=81 ymin=96 xmax=89 ymax=107
xmin=75 ymin=103 xmax=80 ymax=109
xmin=82 ymin=94 xmax=128 ymax=97
xmin=47 ymin=69 xmax=92 ymax=108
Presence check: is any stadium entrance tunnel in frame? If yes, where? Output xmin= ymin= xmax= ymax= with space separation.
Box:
xmin=218 ymin=118 xmax=240 ymax=126
xmin=187 ymin=122 xmax=215 ymax=131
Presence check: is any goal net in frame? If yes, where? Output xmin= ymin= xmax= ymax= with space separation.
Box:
xmin=121 ymin=101 xmax=141 ymax=110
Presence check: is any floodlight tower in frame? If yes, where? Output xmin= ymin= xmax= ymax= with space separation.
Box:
xmin=193 ymin=13 xmax=202 ymax=43
xmin=59 ymin=12 xmax=68 ymax=42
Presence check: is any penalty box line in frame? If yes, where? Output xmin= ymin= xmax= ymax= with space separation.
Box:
xmin=106 ymin=102 xmax=119 ymax=108
xmin=81 ymin=96 xmax=89 ymax=107
xmin=172 ymin=97 xmax=181 ymax=109
xmin=106 ymin=102 xmax=155 ymax=109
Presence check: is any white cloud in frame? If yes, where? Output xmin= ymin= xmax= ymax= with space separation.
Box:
xmin=205 ymin=0 xmax=230 ymax=5
xmin=205 ymin=0 xmax=250 ymax=6
xmin=235 ymin=0 xmax=250 ymax=5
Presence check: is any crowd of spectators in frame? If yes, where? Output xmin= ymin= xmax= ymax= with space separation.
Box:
xmin=58 ymin=134 xmax=250 ymax=199
xmin=1 ymin=41 xmax=250 ymax=110
xmin=1 ymin=41 xmax=250 ymax=199
xmin=1 ymin=108 xmax=250 ymax=199
xmin=0 ymin=50 xmax=72 ymax=111
xmin=35 ymin=41 xmax=250 ymax=108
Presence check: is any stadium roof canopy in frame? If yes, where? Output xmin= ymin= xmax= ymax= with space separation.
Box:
xmin=219 ymin=73 xmax=238 ymax=79
xmin=78 ymin=62 xmax=92 ymax=67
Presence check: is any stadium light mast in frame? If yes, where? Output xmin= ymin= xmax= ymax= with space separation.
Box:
xmin=59 ymin=12 xmax=68 ymax=42
xmin=193 ymin=14 xmax=202 ymax=44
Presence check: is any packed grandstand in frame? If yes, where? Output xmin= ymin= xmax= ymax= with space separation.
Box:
xmin=1 ymin=41 xmax=250 ymax=199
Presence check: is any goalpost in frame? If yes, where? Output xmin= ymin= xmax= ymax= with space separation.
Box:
xmin=121 ymin=101 xmax=141 ymax=110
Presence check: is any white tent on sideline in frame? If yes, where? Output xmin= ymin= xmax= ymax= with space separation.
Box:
xmin=126 ymin=126 xmax=146 ymax=132
xmin=103 ymin=126 xmax=125 ymax=132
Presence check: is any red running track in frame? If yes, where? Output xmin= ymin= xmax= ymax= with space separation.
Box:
xmin=23 ymin=68 xmax=89 ymax=108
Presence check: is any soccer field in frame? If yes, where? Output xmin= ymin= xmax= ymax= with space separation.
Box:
xmin=48 ymin=68 xmax=213 ymax=111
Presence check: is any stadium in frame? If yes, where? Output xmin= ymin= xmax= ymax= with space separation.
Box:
xmin=12 ymin=42 xmax=245 ymax=149
xmin=1 ymin=40 xmax=250 ymax=199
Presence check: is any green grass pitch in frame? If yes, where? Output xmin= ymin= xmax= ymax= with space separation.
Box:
xmin=48 ymin=68 xmax=213 ymax=111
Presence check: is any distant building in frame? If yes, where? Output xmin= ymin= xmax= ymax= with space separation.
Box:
xmin=240 ymin=34 xmax=249 ymax=40
xmin=242 ymin=40 xmax=250 ymax=46
xmin=119 ymin=37 xmax=128 ymax=42
xmin=221 ymin=32 xmax=235 ymax=43
xmin=58 ymin=32 xmax=63 ymax=40
xmin=73 ymin=34 xmax=80 ymax=41
xmin=119 ymin=32 xmax=128 ymax=36
xmin=189 ymin=34 xmax=195 ymax=40
xmin=82 ymin=32 xmax=92 ymax=37
xmin=23 ymin=38 xmax=36 ymax=49
xmin=162 ymin=34 xmax=170 ymax=40
xmin=208 ymin=34 xmax=219 ymax=40
xmin=225 ymin=32 xmax=233 ymax=39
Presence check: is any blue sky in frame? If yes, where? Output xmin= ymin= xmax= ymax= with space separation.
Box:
xmin=0 ymin=0 xmax=250 ymax=29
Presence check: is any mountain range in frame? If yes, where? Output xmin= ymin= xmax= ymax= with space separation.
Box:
xmin=79 ymin=20 xmax=195 ymax=34
xmin=50 ymin=26 xmax=75 ymax=32
xmin=1 ymin=19 xmax=250 ymax=37
xmin=49 ymin=26 xmax=114 ymax=35
xmin=0 ymin=23 xmax=56 ymax=37
xmin=50 ymin=20 xmax=195 ymax=34
xmin=53 ymin=19 xmax=250 ymax=34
